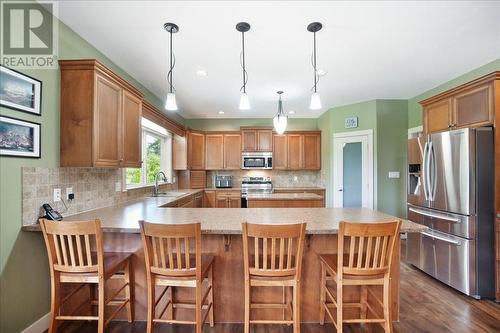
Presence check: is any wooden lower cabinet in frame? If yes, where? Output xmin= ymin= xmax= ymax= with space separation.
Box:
xmin=247 ymin=199 xmax=323 ymax=208
xmin=274 ymin=188 xmax=326 ymax=207
xmin=203 ymin=190 xmax=216 ymax=208
xmin=194 ymin=193 xmax=203 ymax=208
xmin=496 ymin=216 xmax=500 ymax=301
xmin=216 ymin=190 xmax=241 ymax=208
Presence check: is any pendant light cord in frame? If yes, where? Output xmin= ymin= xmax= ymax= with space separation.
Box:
xmin=312 ymin=31 xmax=318 ymax=93
xmin=167 ymin=30 xmax=176 ymax=93
xmin=240 ymin=31 xmax=248 ymax=93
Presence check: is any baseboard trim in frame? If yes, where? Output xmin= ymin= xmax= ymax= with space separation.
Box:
xmin=21 ymin=312 xmax=50 ymax=333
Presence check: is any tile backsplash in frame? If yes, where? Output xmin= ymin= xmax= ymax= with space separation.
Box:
xmin=206 ymin=170 xmax=325 ymax=188
xmin=22 ymin=167 xmax=175 ymax=226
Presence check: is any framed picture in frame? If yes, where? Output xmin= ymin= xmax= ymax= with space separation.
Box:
xmin=0 ymin=116 xmax=41 ymax=158
xmin=0 ymin=66 xmax=42 ymax=115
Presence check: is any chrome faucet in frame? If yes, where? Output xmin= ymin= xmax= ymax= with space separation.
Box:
xmin=153 ymin=171 xmax=168 ymax=196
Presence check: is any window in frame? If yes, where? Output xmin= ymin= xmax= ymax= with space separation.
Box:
xmin=125 ymin=118 xmax=172 ymax=189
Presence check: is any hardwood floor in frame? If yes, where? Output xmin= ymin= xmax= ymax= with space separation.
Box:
xmin=53 ymin=241 xmax=500 ymax=333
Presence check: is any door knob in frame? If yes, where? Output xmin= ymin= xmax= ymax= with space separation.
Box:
xmin=338 ymin=189 xmax=343 ymax=192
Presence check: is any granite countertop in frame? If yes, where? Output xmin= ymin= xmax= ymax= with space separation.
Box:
xmin=23 ymin=196 xmax=425 ymax=234
xmin=247 ymin=192 xmax=323 ymax=201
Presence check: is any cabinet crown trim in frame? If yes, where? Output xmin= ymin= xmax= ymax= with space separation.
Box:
xmin=420 ymin=71 xmax=499 ymax=106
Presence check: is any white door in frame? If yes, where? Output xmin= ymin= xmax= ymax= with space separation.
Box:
xmin=333 ymin=130 xmax=374 ymax=209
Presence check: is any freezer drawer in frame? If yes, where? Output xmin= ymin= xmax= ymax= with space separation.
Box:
xmin=419 ymin=230 xmax=476 ymax=296
xmin=408 ymin=204 xmax=474 ymax=239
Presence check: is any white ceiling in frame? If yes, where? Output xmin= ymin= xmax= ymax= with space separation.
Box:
xmin=54 ymin=1 xmax=500 ymax=119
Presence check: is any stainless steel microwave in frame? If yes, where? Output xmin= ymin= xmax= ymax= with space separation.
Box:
xmin=241 ymin=152 xmax=273 ymax=170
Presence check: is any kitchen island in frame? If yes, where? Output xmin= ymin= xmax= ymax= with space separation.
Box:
xmin=23 ymin=197 xmax=425 ymax=323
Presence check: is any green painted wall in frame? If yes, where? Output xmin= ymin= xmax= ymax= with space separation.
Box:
xmin=184 ymin=118 xmax=318 ymax=131
xmin=376 ymin=100 xmax=408 ymax=217
xmin=0 ymin=7 xmax=183 ymax=332
xmin=408 ymin=58 xmax=500 ymax=128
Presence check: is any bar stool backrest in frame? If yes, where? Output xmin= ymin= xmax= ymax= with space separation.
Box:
xmin=40 ymin=218 xmax=104 ymax=275
xmin=242 ymin=223 xmax=307 ymax=279
xmin=139 ymin=221 xmax=202 ymax=280
xmin=338 ymin=220 xmax=401 ymax=277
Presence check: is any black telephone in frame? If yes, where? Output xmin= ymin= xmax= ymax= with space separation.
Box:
xmin=42 ymin=203 xmax=63 ymax=221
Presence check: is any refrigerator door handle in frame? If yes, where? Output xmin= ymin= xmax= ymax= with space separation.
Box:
xmin=421 ymin=231 xmax=460 ymax=246
xmin=429 ymin=141 xmax=437 ymax=202
xmin=422 ymin=141 xmax=430 ymax=201
xmin=408 ymin=207 xmax=461 ymax=223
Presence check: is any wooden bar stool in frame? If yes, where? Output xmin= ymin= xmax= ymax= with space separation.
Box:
xmin=319 ymin=220 xmax=401 ymax=333
xmin=40 ymin=218 xmax=134 ymax=333
xmin=139 ymin=221 xmax=214 ymax=333
xmin=242 ymin=222 xmax=307 ymax=333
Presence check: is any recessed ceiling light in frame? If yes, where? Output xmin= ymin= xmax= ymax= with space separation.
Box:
xmin=196 ymin=69 xmax=208 ymax=77
xmin=316 ymin=68 xmax=327 ymax=76
xmin=218 ymin=110 xmax=225 ymax=115
xmin=289 ymin=110 xmax=296 ymax=115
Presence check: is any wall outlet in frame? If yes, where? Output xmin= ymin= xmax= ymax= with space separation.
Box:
xmin=53 ymin=188 xmax=61 ymax=202
xmin=66 ymin=187 xmax=73 ymax=200
xmin=293 ymin=176 xmax=298 ymax=182
xmin=388 ymin=171 xmax=400 ymax=179
xmin=115 ymin=181 xmax=122 ymax=192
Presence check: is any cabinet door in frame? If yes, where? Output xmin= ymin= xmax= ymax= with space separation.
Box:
xmin=228 ymin=197 xmax=241 ymax=208
xmin=216 ymin=197 xmax=228 ymax=208
xmin=303 ymin=133 xmax=321 ymax=170
xmin=257 ymin=130 xmax=273 ymax=151
xmin=188 ymin=131 xmax=205 ymax=170
xmin=179 ymin=198 xmax=195 ymax=208
xmin=241 ymin=130 xmax=257 ymax=151
xmin=203 ymin=190 xmax=216 ymax=208
xmin=424 ymin=99 xmax=451 ymax=133
xmin=224 ymin=134 xmax=241 ymax=169
xmin=273 ymin=134 xmax=288 ymax=170
xmin=194 ymin=194 xmax=203 ymax=208
xmin=287 ymin=134 xmax=303 ymax=170
xmin=173 ymin=135 xmax=187 ymax=170
xmin=205 ymin=134 xmax=224 ymax=170
xmin=94 ymin=74 xmax=122 ymax=167
xmin=453 ymin=84 xmax=493 ymax=129
xmin=121 ymin=90 xmax=142 ymax=167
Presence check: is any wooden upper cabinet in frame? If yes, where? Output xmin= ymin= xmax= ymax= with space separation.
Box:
xmin=257 ymin=130 xmax=273 ymax=151
xmin=187 ymin=131 xmax=205 ymax=170
xmin=241 ymin=127 xmax=273 ymax=151
xmin=424 ymin=98 xmax=452 ymax=134
xmin=121 ymin=90 xmax=142 ymax=167
xmin=205 ymin=134 xmax=224 ymax=170
xmin=173 ymin=134 xmax=187 ymax=170
xmin=303 ymin=133 xmax=321 ymax=170
xmin=421 ymin=73 xmax=498 ymax=134
xmin=287 ymin=134 xmax=304 ymax=170
xmin=223 ymin=133 xmax=241 ymax=169
xmin=273 ymin=134 xmax=288 ymax=170
xmin=453 ymin=84 xmax=493 ymax=128
xmin=59 ymin=60 xmax=144 ymax=168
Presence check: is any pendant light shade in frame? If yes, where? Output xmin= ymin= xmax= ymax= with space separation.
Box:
xmin=307 ymin=22 xmax=322 ymax=110
xmin=236 ymin=22 xmax=251 ymax=110
xmin=164 ymin=22 xmax=179 ymax=111
xmin=239 ymin=92 xmax=251 ymax=110
xmin=309 ymin=92 xmax=322 ymax=110
xmin=165 ymin=93 xmax=177 ymax=111
xmin=273 ymin=91 xmax=288 ymax=135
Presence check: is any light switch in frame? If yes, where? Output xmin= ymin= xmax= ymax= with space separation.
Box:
xmin=388 ymin=171 xmax=400 ymax=179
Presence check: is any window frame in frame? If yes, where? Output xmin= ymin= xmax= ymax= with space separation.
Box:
xmin=124 ymin=118 xmax=173 ymax=191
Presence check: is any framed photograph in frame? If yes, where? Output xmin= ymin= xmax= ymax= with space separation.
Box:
xmin=0 ymin=66 xmax=42 ymax=115
xmin=0 ymin=116 xmax=41 ymax=158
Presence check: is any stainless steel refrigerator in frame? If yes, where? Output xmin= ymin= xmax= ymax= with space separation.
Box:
xmin=406 ymin=127 xmax=494 ymax=299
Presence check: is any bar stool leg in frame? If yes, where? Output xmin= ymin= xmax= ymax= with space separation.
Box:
xmin=319 ymin=263 xmax=326 ymax=325
xmin=195 ymin=281 xmax=203 ymax=333
xmin=124 ymin=260 xmax=134 ymax=322
xmin=383 ymin=275 xmax=392 ymax=333
xmin=293 ymin=281 xmax=301 ymax=333
xmin=48 ymin=273 xmax=61 ymax=333
xmin=208 ymin=265 xmax=215 ymax=327
xmin=97 ymin=278 xmax=105 ymax=333
xmin=244 ymin=280 xmax=250 ymax=333
xmin=146 ymin=278 xmax=155 ymax=333
xmin=337 ymin=278 xmax=343 ymax=333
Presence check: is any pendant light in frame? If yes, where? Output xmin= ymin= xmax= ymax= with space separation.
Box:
xmin=273 ymin=91 xmax=288 ymax=135
xmin=164 ymin=22 xmax=179 ymax=111
xmin=236 ymin=22 xmax=251 ymax=110
xmin=308 ymin=22 xmax=322 ymax=110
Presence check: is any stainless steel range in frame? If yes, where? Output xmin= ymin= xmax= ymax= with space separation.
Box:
xmin=241 ymin=176 xmax=273 ymax=208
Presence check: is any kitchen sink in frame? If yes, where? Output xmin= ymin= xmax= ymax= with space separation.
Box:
xmin=153 ymin=191 xmax=188 ymax=197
